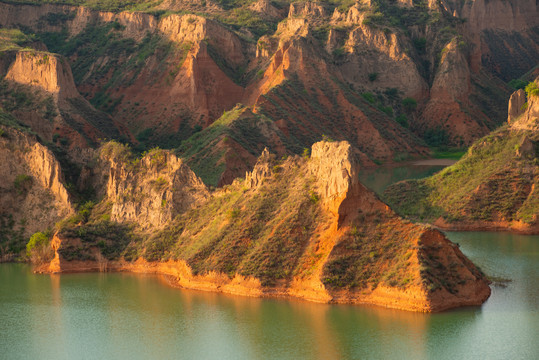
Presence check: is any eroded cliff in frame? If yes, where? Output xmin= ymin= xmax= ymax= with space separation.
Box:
xmin=0 ymin=123 xmax=73 ymax=259
xmin=37 ymin=140 xmax=491 ymax=312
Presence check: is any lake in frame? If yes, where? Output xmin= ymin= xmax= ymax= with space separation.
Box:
xmin=1 ymin=164 xmax=538 ymax=360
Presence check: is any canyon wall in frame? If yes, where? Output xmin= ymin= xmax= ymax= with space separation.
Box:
xmin=0 ymin=126 xmax=73 ymax=242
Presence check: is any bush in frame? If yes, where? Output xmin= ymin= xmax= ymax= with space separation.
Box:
xmin=361 ymin=92 xmax=375 ymax=104
xmin=525 ymin=81 xmax=539 ymax=98
xmin=379 ymin=106 xmax=393 ymax=116
xmin=396 ymin=114 xmax=409 ymax=128
xmin=508 ymin=79 xmax=527 ymax=90
xmin=368 ymin=73 xmax=378 ymax=82
xmin=402 ymin=97 xmax=417 ymax=112
xmin=413 ymin=37 xmax=427 ymax=54
xmin=26 ymin=231 xmax=53 ymax=264
xmin=423 ymin=127 xmax=450 ymax=147
xmin=14 ymin=174 xmax=32 ymax=194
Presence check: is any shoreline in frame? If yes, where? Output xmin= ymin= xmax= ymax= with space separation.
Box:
xmin=30 ymin=255 xmax=490 ymax=314
xmin=433 ymin=218 xmax=539 ymax=235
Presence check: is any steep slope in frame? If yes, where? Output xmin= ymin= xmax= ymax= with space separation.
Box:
xmin=0 ymin=118 xmax=73 ymax=260
xmin=440 ymin=0 xmax=539 ymax=80
xmin=37 ymin=140 xmax=490 ymax=312
xmin=385 ymin=79 xmax=539 ymax=233
xmin=0 ymin=28 xmax=123 ymax=150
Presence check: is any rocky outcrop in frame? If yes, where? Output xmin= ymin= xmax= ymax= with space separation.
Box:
xmin=5 ymin=51 xmax=78 ymax=99
xmin=288 ymin=2 xmax=328 ymax=18
xmin=509 ymin=80 xmax=539 ymax=131
xmin=0 ymin=126 xmax=73 ymax=241
xmin=442 ymin=0 xmax=539 ymax=79
xmin=250 ymin=0 xmax=282 ymax=19
xmin=340 ymin=24 xmax=428 ymax=99
xmin=419 ymin=39 xmax=494 ymax=145
xmin=100 ymin=145 xmax=208 ymax=228
xmin=244 ymin=148 xmax=272 ymax=189
xmin=1 ymin=49 xmax=122 ymax=148
xmin=508 ymin=89 xmax=527 ymax=124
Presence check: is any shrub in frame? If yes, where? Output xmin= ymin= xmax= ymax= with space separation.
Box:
xmin=361 ymin=92 xmax=375 ymax=104
xmin=525 ymin=81 xmax=539 ymax=97
xmin=368 ymin=73 xmax=378 ymax=82
xmin=332 ymin=47 xmax=346 ymax=59
xmin=26 ymin=231 xmax=53 ymax=264
xmin=0 ymin=128 xmax=5 ymax=137
xmin=423 ymin=127 xmax=449 ymax=147
xmin=396 ymin=114 xmax=409 ymax=128
xmin=379 ymin=106 xmax=393 ymax=116
xmin=413 ymin=37 xmax=427 ymax=53
xmin=14 ymin=174 xmax=32 ymax=194
xmin=402 ymin=97 xmax=417 ymax=112
xmin=508 ymin=79 xmax=527 ymax=90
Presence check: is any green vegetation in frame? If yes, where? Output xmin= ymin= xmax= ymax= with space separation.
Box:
xmin=13 ymin=174 xmax=32 ymax=194
xmin=2 ymin=0 xmax=164 ymax=12
xmin=401 ymin=97 xmax=417 ymax=112
xmin=423 ymin=127 xmax=450 ymax=147
xmin=322 ymin=217 xmax=421 ymax=290
xmin=508 ymin=78 xmax=527 ymax=90
xmin=395 ymin=114 xmax=408 ymax=128
xmin=0 ymin=28 xmax=35 ymax=51
xmin=385 ymin=128 xmax=539 ymax=224
xmin=177 ymin=105 xmax=287 ymax=186
xmin=432 ymin=148 xmax=466 ymax=160
xmin=525 ymin=81 xmax=539 ymax=97
xmin=55 ymin=200 xmax=138 ymax=261
xmin=26 ymin=231 xmax=51 ymax=263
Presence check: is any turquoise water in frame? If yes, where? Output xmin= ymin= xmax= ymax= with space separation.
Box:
xmin=1 ymin=232 xmax=538 ymax=360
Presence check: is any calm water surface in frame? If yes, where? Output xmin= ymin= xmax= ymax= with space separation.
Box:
xmin=359 ymin=163 xmax=446 ymax=195
xmin=1 ymin=165 xmax=538 ymax=360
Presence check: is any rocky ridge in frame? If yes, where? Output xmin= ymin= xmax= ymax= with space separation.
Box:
xmin=35 ymin=140 xmax=491 ymax=312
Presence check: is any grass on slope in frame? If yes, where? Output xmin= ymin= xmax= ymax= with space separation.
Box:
xmin=177 ymin=105 xmax=289 ymax=186
xmin=385 ymin=127 xmax=539 ymax=223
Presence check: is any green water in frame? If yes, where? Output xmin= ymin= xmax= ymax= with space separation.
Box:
xmin=1 ymin=232 xmax=538 ymax=360
xmin=359 ymin=164 xmax=445 ymax=195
